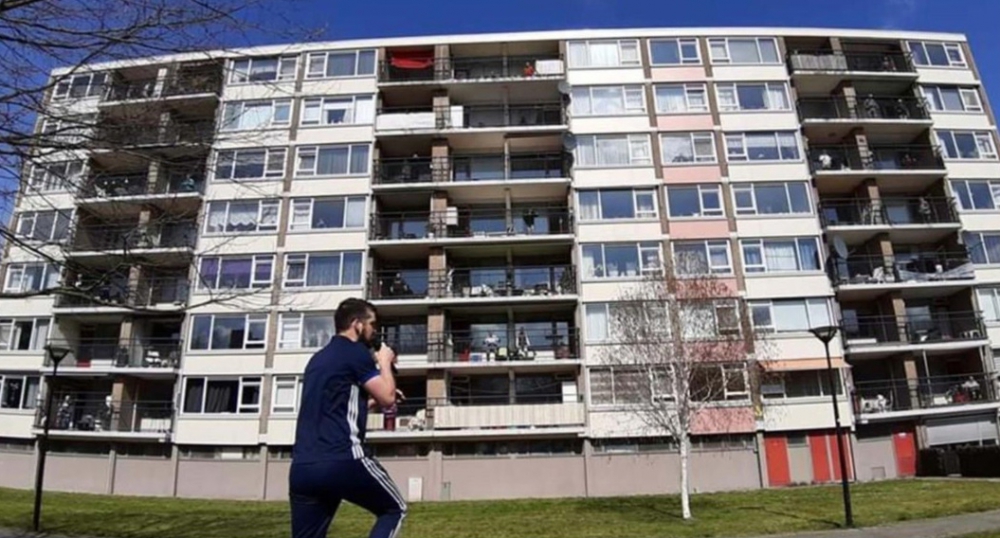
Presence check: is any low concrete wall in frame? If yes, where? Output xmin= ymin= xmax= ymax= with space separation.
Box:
xmin=0 ymin=451 xmax=36 ymax=489
xmin=113 ymin=457 xmax=175 ymax=497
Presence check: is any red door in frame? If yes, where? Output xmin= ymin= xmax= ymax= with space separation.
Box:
xmin=809 ymin=432 xmax=832 ymax=483
xmin=765 ymin=435 xmax=791 ymax=487
xmin=893 ymin=427 xmax=917 ymax=477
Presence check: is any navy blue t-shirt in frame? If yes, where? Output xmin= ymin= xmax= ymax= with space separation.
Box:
xmin=292 ymin=335 xmax=380 ymax=463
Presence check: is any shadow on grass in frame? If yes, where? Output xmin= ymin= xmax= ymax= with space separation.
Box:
xmin=735 ymin=505 xmax=844 ymax=530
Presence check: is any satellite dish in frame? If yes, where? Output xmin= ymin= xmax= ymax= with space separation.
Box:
xmin=562 ymin=133 xmax=577 ymax=151
xmin=557 ymin=81 xmax=572 ymax=95
xmin=832 ymin=235 xmax=849 ymax=259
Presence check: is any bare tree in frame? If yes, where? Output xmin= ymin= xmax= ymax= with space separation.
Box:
xmin=595 ymin=268 xmax=769 ymax=519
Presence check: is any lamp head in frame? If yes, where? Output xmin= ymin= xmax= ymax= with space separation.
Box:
xmin=809 ymin=325 xmax=839 ymax=344
xmin=44 ymin=344 xmax=71 ymax=365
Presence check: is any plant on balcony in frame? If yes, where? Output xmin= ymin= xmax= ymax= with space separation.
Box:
xmin=595 ymin=269 xmax=770 ymax=520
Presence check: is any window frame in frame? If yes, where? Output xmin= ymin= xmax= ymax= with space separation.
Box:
xmin=570 ymin=85 xmax=646 ymax=117
xmin=749 ymin=298 xmax=833 ymax=334
xmin=304 ymin=49 xmax=377 ymax=79
xmin=3 ymin=262 xmax=61 ymax=294
xmin=0 ymin=374 xmax=41 ymax=411
xmin=282 ymin=251 xmax=365 ymax=289
xmin=228 ymin=56 xmax=298 ymax=84
xmin=707 ymin=37 xmax=781 ymax=65
xmin=907 ymin=40 xmax=967 ymax=68
xmin=271 ymin=375 xmax=303 ymax=413
xmin=203 ymin=199 xmax=280 ymax=235
xmin=964 ymin=231 xmax=1000 ymax=265
xmin=715 ymin=82 xmax=791 ymax=112
xmin=740 ymin=237 xmax=822 ymax=274
xmin=219 ymin=99 xmax=292 ymax=132
xmin=0 ymin=318 xmax=51 ymax=352
xmin=212 ymin=147 xmax=287 ymax=182
xmin=581 ymin=242 xmax=664 ymax=280
xmin=920 ymin=85 xmax=983 ymax=113
xmin=666 ymin=184 xmax=724 ymax=219
xmin=732 ymin=181 xmax=812 ymax=216
xmin=951 ymin=179 xmax=1000 ymax=211
xmin=29 ymin=160 xmax=85 ymax=193
xmin=724 ymin=131 xmax=802 ymax=162
xmin=300 ymin=94 xmax=376 ymax=127
xmin=294 ymin=143 xmax=371 ymax=177
xmin=671 ymin=239 xmax=733 ymax=276
xmin=659 ymin=131 xmax=718 ymax=165
xmin=277 ymin=313 xmax=337 ymax=349
xmin=936 ymin=130 xmax=998 ymax=160
xmin=288 ymin=196 xmax=367 ymax=232
xmin=567 ymin=39 xmax=642 ymax=69
xmin=653 ymin=83 xmax=710 ymax=114
xmin=648 ymin=38 xmax=701 ymax=66
xmin=762 ymin=369 xmax=843 ymax=400
xmin=196 ymin=254 xmax=274 ymax=291
xmin=52 ymin=72 xmax=107 ymax=100
xmin=181 ymin=376 xmax=263 ymax=414
xmin=15 ymin=210 xmax=74 ymax=243
xmin=188 ymin=313 xmax=269 ymax=351
xmin=577 ymin=188 xmax=659 ymax=221
xmin=574 ymin=134 xmax=653 ymax=168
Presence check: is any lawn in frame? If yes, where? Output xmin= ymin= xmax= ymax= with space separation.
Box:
xmin=3 ymin=480 xmax=1000 ymax=538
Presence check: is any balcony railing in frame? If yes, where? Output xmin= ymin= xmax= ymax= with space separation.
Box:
xmin=369 ymin=265 xmax=576 ymax=300
xmin=809 ymin=144 xmax=945 ymax=173
xmin=95 ymin=120 xmax=215 ymax=148
xmin=428 ymin=327 xmax=580 ymax=363
xmin=70 ymin=223 xmax=197 ymax=252
xmin=50 ymin=338 xmax=182 ymax=368
xmin=370 ymin=208 xmax=573 ymax=241
xmin=373 ymin=153 xmax=570 ymax=185
xmin=54 ymin=277 xmax=190 ymax=308
xmin=854 ymin=373 xmax=996 ymax=415
xmin=35 ymin=393 xmax=173 ymax=434
xmin=832 ymin=252 xmax=974 ymax=285
xmin=104 ymin=72 xmax=222 ymax=102
xmin=842 ymin=311 xmax=985 ymax=347
xmin=368 ymin=396 xmax=585 ymax=432
xmin=80 ymin=169 xmax=205 ymax=199
xmin=376 ymin=103 xmax=565 ymax=131
xmin=788 ymin=50 xmax=915 ymax=74
xmin=819 ymin=197 xmax=959 ymax=227
xmin=798 ymin=95 xmax=929 ymax=122
xmin=379 ymin=55 xmax=564 ymax=83
xmin=104 ymin=78 xmax=158 ymax=101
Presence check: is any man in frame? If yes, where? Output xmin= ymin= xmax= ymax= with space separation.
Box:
xmin=289 ymin=298 xmax=407 ymax=538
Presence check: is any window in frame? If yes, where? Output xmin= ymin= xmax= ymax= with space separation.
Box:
xmin=708 ymin=37 xmax=780 ymax=64
xmin=921 ymin=85 xmax=983 ymax=113
xmin=197 ymin=255 xmax=273 ymax=290
xmin=687 ymin=364 xmax=748 ymax=400
xmin=649 ymin=38 xmax=700 ymax=65
xmin=574 ymin=134 xmax=652 ymax=167
xmin=666 ymin=185 xmax=723 ymax=218
xmin=977 ymin=287 xmax=1000 ymax=322
xmin=289 ymin=197 xmax=366 ymax=231
xmin=220 ymin=99 xmax=291 ymax=131
xmin=229 ymin=56 xmax=298 ymax=83
xmin=182 ymin=377 xmax=262 ymax=414
xmin=725 ymin=131 xmax=801 ymax=162
xmin=750 ymin=298 xmax=831 ymax=333
xmin=733 ymin=182 xmax=812 ymax=216
xmin=660 ymin=132 xmax=717 ymax=164
xmin=741 ymin=238 xmax=821 ymax=273
xmin=278 ymin=313 xmax=336 ymax=349
xmin=582 ymin=242 xmax=662 ymax=279
xmin=0 ymin=375 xmax=40 ymax=410
xmin=29 ymin=160 xmax=85 ymax=192
xmin=672 ymin=240 xmax=732 ymax=275
xmin=283 ymin=252 xmax=364 ymax=288
xmin=3 ymin=263 xmax=61 ymax=293
xmin=301 ymin=95 xmax=376 ymax=126
xmin=964 ymin=231 xmax=1000 ymax=265
xmin=305 ymin=49 xmax=376 ymax=78
xmin=585 ymin=303 xmax=627 ymax=343
xmin=272 ymin=376 xmax=303 ymax=413
xmin=213 ymin=148 xmax=286 ymax=181
xmin=679 ymin=300 xmax=741 ymax=339
xmin=716 ymin=82 xmax=791 ymax=112
xmin=567 ymin=40 xmax=641 ymax=68
xmin=763 ymin=370 xmax=842 ymax=399
xmin=295 ymin=144 xmax=370 ymax=176
xmin=189 ymin=314 xmax=268 ymax=350
xmin=907 ymin=41 xmax=966 ymax=68
xmin=38 ymin=114 xmax=95 ymax=144
xmin=204 ymin=200 xmax=279 ymax=233
xmin=589 ymin=367 xmax=656 ymax=405
xmin=936 ymin=130 xmax=997 ymax=160
xmin=578 ymin=189 xmax=657 ymax=221
xmin=15 ymin=210 xmax=73 ymax=242
xmin=952 ymin=180 xmax=1000 ymax=211
xmin=52 ymin=72 xmax=106 ymax=100
xmin=570 ymin=86 xmax=645 ymax=116
xmin=654 ymin=84 xmax=709 ymax=114
xmin=0 ymin=318 xmax=51 ymax=351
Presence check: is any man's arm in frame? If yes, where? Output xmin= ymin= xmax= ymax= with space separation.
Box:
xmin=361 ymin=345 xmax=397 ymax=408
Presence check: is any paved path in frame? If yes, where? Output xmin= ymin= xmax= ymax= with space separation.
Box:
xmin=4 ymin=510 xmax=1000 ymax=538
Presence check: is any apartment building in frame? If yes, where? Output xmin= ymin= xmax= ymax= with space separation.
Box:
xmin=1 ymin=27 xmax=999 ymax=501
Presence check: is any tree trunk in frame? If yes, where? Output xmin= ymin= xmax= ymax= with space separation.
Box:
xmin=680 ymin=431 xmax=692 ymax=519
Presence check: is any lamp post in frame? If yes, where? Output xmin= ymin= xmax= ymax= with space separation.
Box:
xmin=33 ymin=343 xmax=71 ymax=532
xmin=809 ymin=325 xmax=853 ymax=528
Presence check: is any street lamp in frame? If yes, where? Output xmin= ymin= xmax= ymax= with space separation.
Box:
xmin=33 ymin=343 xmax=71 ymax=532
xmin=808 ymin=325 xmax=854 ymax=528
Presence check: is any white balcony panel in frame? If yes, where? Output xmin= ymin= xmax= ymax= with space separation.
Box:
xmin=762 ymin=399 xmax=853 ymax=431
xmin=958 ymin=213 xmax=1000 ymax=232
xmin=727 ymin=162 xmax=810 ymax=181
xmin=205 ymin=180 xmax=284 ymax=201
xmin=566 ymin=68 xmax=645 ymax=86
xmin=180 ymin=352 xmax=267 ymax=374
xmin=4 ymin=245 xmax=64 ymax=264
xmin=220 ymin=82 xmax=298 ymax=102
xmin=712 ymin=65 xmax=789 ymax=82
xmin=973 ymin=266 xmax=1000 ymax=285
xmin=186 ymin=291 xmax=273 ymax=313
xmin=587 ymin=409 xmax=655 ymax=438
xmin=287 ymin=177 xmax=370 ymax=197
xmin=579 ymin=280 xmax=648 ymax=302
xmin=296 ymin=126 xmax=374 ymax=146
xmin=434 ymin=402 xmax=584 ymax=430
xmin=173 ymin=416 xmax=260 ymax=445
xmin=570 ymin=117 xmax=651 ymax=135
xmin=573 ymin=167 xmax=658 ymax=188
xmin=214 ymin=130 xmax=290 ymax=149
xmin=0 ymin=351 xmax=46 ymax=371
xmin=986 ymin=326 xmax=1000 ymax=347
xmin=284 ymin=230 xmax=368 ymax=252
xmin=197 ymin=234 xmax=279 ymax=256
xmin=0 ymin=412 xmax=37 ymax=439
xmin=735 ymin=216 xmax=821 ymax=237
xmin=18 ymin=193 xmax=76 ymax=211
xmin=744 ymin=274 xmax=833 ymax=300
xmin=300 ymin=79 xmax=378 ymax=97
xmin=0 ymin=297 xmax=57 ymax=317
xmin=719 ymin=112 xmax=800 ymax=132
xmin=264 ymin=417 xmax=296 ymax=444
xmin=915 ymin=68 xmax=978 ymax=86
xmin=271 ymin=351 xmax=316 ymax=375
xmin=944 ymin=161 xmax=1000 ymax=179
xmin=279 ymin=289 xmax=364 ymax=311
xmin=758 ymin=335 xmax=845 ymax=361
xmin=929 ymin=112 xmax=993 ymax=131
xmin=576 ymin=221 xmax=663 ymax=243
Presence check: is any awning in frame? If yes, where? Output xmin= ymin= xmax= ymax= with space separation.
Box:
xmin=759 ymin=358 xmax=848 ymax=371
xmin=390 ymin=50 xmax=434 ymax=69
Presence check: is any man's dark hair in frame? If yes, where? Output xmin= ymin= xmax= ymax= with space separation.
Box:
xmin=334 ymin=298 xmax=377 ymax=332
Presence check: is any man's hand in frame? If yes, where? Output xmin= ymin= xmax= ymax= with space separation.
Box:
xmin=375 ymin=343 xmax=396 ymax=370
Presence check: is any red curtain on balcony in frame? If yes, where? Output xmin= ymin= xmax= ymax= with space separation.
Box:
xmin=390 ymin=49 xmax=434 ymax=69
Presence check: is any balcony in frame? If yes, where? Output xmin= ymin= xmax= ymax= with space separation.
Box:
xmin=842 ymin=312 xmax=986 ymax=354
xmin=376 ymin=103 xmax=565 ymax=134
xmin=799 ymin=95 xmax=929 ymax=122
xmin=103 ymin=70 xmax=222 ymax=103
xmin=69 ymin=223 xmax=197 ymax=254
xmin=380 ymin=55 xmax=565 ymax=84
xmin=34 ymin=392 xmax=173 ymax=439
xmin=832 ymin=252 xmax=974 ymax=295
xmin=52 ymin=338 xmax=181 ymax=369
xmin=368 ymin=397 xmax=586 ymax=434
xmin=819 ymin=197 xmax=961 ymax=243
xmin=373 ymin=153 xmax=570 ymax=186
xmin=79 ymin=170 xmax=205 ymax=201
xmin=854 ymin=373 xmax=998 ymax=420
xmin=427 ymin=327 xmax=581 ymax=364
xmin=94 ymin=120 xmax=214 ymax=150
xmin=53 ymin=277 xmax=190 ymax=311
xmin=809 ymin=144 xmax=946 ymax=192
xmin=369 ymin=207 xmax=573 ymax=243
xmin=788 ymin=51 xmax=916 ymax=94
xmin=369 ymin=265 xmax=577 ymax=303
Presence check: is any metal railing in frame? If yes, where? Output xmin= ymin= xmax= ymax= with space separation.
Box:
xmin=35 ymin=393 xmax=173 ymax=434
xmin=369 ymin=207 xmax=573 ymax=241
xmin=809 ymin=144 xmax=945 ymax=173
xmin=379 ymin=55 xmax=563 ymax=83
xmin=104 ymin=78 xmax=158 ymax=101
xmin=369 ymin=265 xmax=577 ymax=300
xmin=70 ymin=223 xmax=198 ymax=252
xmin=438 ymin=103 xmax=565 ymax=129
xmin=379 ymin=327 xmax=580 ymax=361
xmin=831 ymin=252 xmax=974 ymax=285
xmin=819 ymin=197 xmax=959 ymax=227
xmin=54 ymin=277 xmax=190 ymax=308
xmin=104 ymin=72 xmax=222 ymax=102
xmin=95 ymin=120 xmax=215 ymax=148
xmin=853 ymin=372 xmax=996 ymax=415
xmin=370 ymin=395 xmax=585 ymax=432
xmin=80 ymin=169 xmax=205 ymax=199
xmin=798 ymin=95 xmax=929 ymax=122
xmin=373 ymin=153 xmax=570 ymax=185
xmin=788 ymin=50 xmax=915 ymax=74
xmin=842 ymin=311 xmax=985 ymax=346
xmin=44 ymin=338 xmax=182 ymax=369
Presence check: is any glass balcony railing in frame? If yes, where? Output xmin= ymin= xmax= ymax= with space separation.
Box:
xmin=47 ymin=338 xmax=182 ymax=369
xmin=368 ymin=265 xmax=576 ymax=300
xmin=379 ymin=55 xmax=564 ymax=83
xmin=54 ymin=277 xmax=190 ymax=308
xmin=809 ymin=144 xmax=945 ymax=173
xmin=369 ymin=208 xmax=573 ymax=240
xmin=819 ymin=197 xmax=959 ymax=227
xmin=798 ymin=95 xmax=929 ymax=122
xmin=372 ymin=153 xmax=569 ymax=185
xmin=842 ymin=311 xmax=985 ymax=347
xmin=831 ymin=252 xmax=974 ymax=285
xmin=34 ymin=392 xmax=173 ymax=434
xmin=788 ymin=50 xmax=915 ymax=74
xmin=70 ymin=223 xmax=197 ymax=252
xmin=854 ymin=372 xmax=996 ymax=415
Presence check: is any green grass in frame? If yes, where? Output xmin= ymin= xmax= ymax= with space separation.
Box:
xmin=3 ymin=480 xmax=1000 ymax=538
